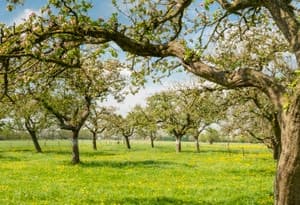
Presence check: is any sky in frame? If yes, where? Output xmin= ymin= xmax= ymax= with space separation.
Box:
xmin=0 ymin=0 xmax=196 ymax=115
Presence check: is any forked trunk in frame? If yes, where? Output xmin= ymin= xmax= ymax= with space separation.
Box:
xmin=195 ymin=136 xmax=200 ymax=153
xmin=275 ymin=97 xmax=300 ymax=205
xmin=175 ymin=136 xmax=182 ymax=153
xmin=71 ymin=130 xmax=80 ymax=164
xmin=124 ymin=136 xmax=131 ymax=149
xmin=29 ymin=130 xmax=42 ymax=153
xmin=92 ymin=132 xmax=97 ymax=150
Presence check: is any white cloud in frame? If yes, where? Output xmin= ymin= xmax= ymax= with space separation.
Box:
xmin=13 ymin=8 xmax=40 ymax=25
xmin=100 ymin=72 xmax=198 ymax=116
xmin=100 ymin=83 xmax=169 ymax=116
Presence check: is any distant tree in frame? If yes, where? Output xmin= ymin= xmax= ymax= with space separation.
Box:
xmin=147 ymin=91 xmax=188 ymax=152
xmin=203 ymin=128 xmax=220 ymax=145
xmin=108 ymin=113 xmax=135 ymax=149
xmin=130 ymin=105 xmax=158 ymax=148
xmin=222 ymin=88 xmax=281 ymax=159
xmin=146 ymin=87 xmax=224 ymax=152
xmin=180 ymin=87 xmax=225 ymax=152
xmin=35 ymin=57 xmax=126 ymax=164
xmin=8 ymin=97 xmax=51 ymax=152
xmin=85 ymin=105 xmax=115 ymax=150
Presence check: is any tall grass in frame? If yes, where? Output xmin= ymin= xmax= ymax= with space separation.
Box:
xmin=0 ymin=140 xmax=275 ymax=204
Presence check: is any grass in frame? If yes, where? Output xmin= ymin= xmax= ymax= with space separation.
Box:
xmin=0 ymin=140 xmax=275 ymax=205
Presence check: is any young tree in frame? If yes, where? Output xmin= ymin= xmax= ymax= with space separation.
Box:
xmin=2 ymin=0 xmax=300 ymax=203
xmin=180 ymin=87 xmax=225 ymax=152
xmin=109 ymin=113 xmax=135 ymax=150
xmin=146 ymin=91 xmax=188 ymax=152
xmin=8 ymin=98 xmax=50 ymax=153
xmin=35 ymin=57 xmax=126 ymax=164
xmin=85 ymin=105 xmax=114 ymax=150
xmin=147 ymin=87 xmax=224 ymax=152
xmin=130 ymin=105 xmax=158 ymax=148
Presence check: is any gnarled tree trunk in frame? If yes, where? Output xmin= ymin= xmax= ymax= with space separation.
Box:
xmin=275 ymin=96 xmax=300 ymax=205
xmin=71 ymin=130 xmax=80 ymax=164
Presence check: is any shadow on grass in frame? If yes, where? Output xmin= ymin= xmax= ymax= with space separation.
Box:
xmin=98 ymin=195 xmax=270 ymax=205
xmin=78 ymin=160 xmax=183 ymax=169
xmin=2 ymin=148 xmax=34 ymax=153
xmin=102 ymin=196 xmax=205 ymax=205
xmin=43 ymin=150 xmax=117 ymax=157
xmin=0 ymin=154 xmax=23 ymax=161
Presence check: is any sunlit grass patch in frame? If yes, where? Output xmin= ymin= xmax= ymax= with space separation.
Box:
xmin=0 ymin=140 xmax=275 ymax=204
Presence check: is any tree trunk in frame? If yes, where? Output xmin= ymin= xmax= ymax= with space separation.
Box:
xmin=195 ymin=136 xmax=200 ymax=153
xmin=71 ymin=130 xmax=80 ymax=164
xmin=175 ymin=136 xmax=182 ymax=153
xmin=92 ymin=132 xmax=97 ymax=151
xmin=124 ymin=136 xmax=131 ymax=149
xmin=29 ymin=130 xmax=42 ymax=153
xmin=272 ymin=142 xmax=280 ymax=161
xmin=272 ymin=116 xmax=281 ymax=161
xmin=275 ymin=98 xmax=300 ymax=205
xmin=150 ymin=137 xmax=154 ymax=148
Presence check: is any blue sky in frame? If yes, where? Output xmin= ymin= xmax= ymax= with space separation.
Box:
xmin=0 ymin=0 xmax=117 ymax=25
xmin=0 ymin=0 xmax=196 ymax=115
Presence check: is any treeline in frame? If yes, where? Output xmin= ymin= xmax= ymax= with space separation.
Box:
xmin=0 ymin=128 xmax=261 ymax=143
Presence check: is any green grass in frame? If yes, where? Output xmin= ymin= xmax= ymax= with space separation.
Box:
xmin=0 ymin=140 xmax=275 ymax=205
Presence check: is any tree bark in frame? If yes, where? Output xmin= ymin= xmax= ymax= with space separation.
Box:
xmin=29 ymin=130 xmax=42 ymax=153
xmin=150 ymin=137 xmax=154 ymax=148
xmin=92 ymin=132 xmax=97 ymax=151
xmin=275 ymin=96 xmax=300 ymax=205
xmin=195 ymin=136 xmax=200 ymax=153
xmin=24 ymin=120 xmax=42 ymax=153
xmin=124 ymin=136 xmax=131 ymax=149
xmin=272 ymin=115 xmax=281 ymax=161
xmin=71 ymin=130 xmax=80 ymax=164
xmin=175 ymin=136 xmax=182 ymax=153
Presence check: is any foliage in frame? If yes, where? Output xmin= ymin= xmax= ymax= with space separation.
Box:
xmin=222 ymin=89 xmax=275 ymax=142
xmin=129 ymin=105 xmax=158 ymax=142
xmin=146 ymin=87 xmax=225 ymax=140
xmin=201 ymin=127 xmax=220 ymax=144
xmin=85 ymin=105 xmax=115 ymax=138
xmin=109 ymin=113 xmax=135 ymax=139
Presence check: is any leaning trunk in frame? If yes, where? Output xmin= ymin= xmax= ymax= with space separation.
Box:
xmin=275 ymin=97 xmax=300 ymax=205
xmin=92 ymin=132 xmax=97 ymax=151
xmin=28 ymin=130 xmax=42 ymax=153
xmin=194 ymin=136 xmax=200 ymax=153
xmin=71 ymin=130 xmax=80 ymax=164
xmin=124 ymin=136 xmax=131 ymax=149
xmin=175 ymin=136 xmax=182 ymax=153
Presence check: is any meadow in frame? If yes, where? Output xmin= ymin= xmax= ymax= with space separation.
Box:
xmin=0 ymin=140 xmax=275 ymax=205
